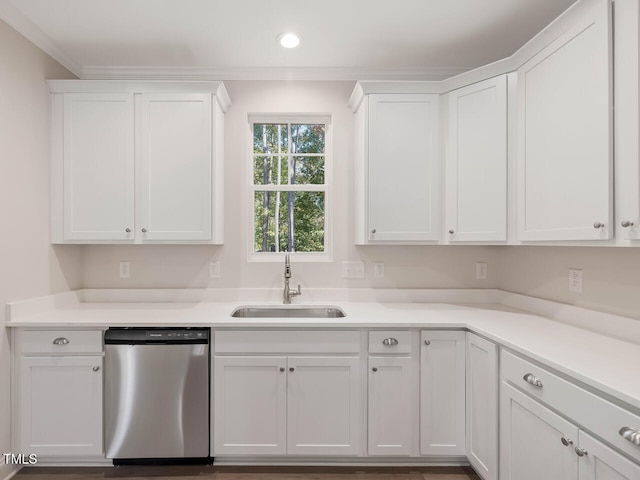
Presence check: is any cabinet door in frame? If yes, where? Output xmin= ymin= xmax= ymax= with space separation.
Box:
xmin=466 ymin=333 xmax=499 ymax=480
xmin=517 ymin=0 xmax=613 ymax=241
xmin=368 ymin=356 xmax=414 ymax=455
xmin=578 ymin=431 xmax=640 ymax=480
xmin=368 ymin=94 xmax=440 ymax=242
xmin=446 ymin=76 xmax=507 ymax=242
xmin=20 ymin=356 xmax=103 ymax=457
xmin=213 ymin=356 xmax=287 ymax=455
xmin=500 ymin=382 xmax=579 ymax=480
xmin=420 ymin=331 xmax=465 ymax=455
xmin=138 ymin=93 xmax=212 ymax=241
xmin=62 ymin=93 xmax=135 ymax=241
xmin=613 ymin=0 xmax=640 ymax=244
xmin=287 ymin=356 xmax=360 ymax=455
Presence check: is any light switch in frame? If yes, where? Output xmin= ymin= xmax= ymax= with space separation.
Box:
xmin=342 ymin=261 xmax=365 ymax=279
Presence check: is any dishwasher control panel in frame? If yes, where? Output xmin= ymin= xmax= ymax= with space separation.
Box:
xmin=105 ymin=327 xmax=209 ymax=345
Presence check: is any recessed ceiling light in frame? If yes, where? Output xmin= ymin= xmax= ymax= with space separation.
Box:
xmin=277 ymin=32 xmax=300 ymax=49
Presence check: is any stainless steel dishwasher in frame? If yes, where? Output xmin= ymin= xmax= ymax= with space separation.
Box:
xmin=104 ymin=327 xmax=210 ymax=464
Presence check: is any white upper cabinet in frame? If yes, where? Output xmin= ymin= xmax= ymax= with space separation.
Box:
xmin=613 ymin=0 xmax=640 ymax=244
xmin=49 ymin=81 xmax=229 ymax=244
xmin=517 ymin=0 xmax=613 ymax=242
xmin=60 ymin=93 xmax=135 ymax=241
xmin=445 ymin=76 xmax=507 ymax=243
xmin=138 ymin=93 xmax=212 ymax=241
xmin=351 ymin=85 xmax=441 ymax=244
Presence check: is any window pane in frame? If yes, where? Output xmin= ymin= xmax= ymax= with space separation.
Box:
xmin=291 ymin=124 xmax=325 ymax=154
xmin=254 ymin=191 xmax=325 ymax=253
xmin=291 ymin=156 xmax=325 ymax=184
xmin=253 ymin=156 xmax=288 ymax=185
xmin=253 ymin=123 xmax=288 ymax=153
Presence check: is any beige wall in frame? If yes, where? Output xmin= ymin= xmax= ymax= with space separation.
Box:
xmin=82 ymin=81 xmax=500 ymax=291
xmin=498 ymin=247 xmax=640 ymax=320
xmin=0 ymin=19 xmax=80 ymax=466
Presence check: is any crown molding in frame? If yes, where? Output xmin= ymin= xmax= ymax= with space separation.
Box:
xmin=80 ymin=66 xmax=470 ymax=82
xmin=0 ymin=0 xmax=81 ymax=77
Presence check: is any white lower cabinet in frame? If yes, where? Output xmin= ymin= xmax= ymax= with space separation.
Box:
xmin=17 ymin=329 xmax=104 ymax=459
xmin=578 ymin=431 xmax=640 ymax=480
xmin=368 ymin=356 xmax=414 ymax=455
xmin=501 ymin=382 xmax=579 ymax=480
xmin=466 ymin=333 xmax=498 ymax=480
xmin=213 ymin=356 xmax=287 ymax=455
xmin=500 ymin=358 xmax=640 ymax=480
xmin=213 ymin=355 xmax=360 ymax=456
xmin=420 ymin=331 xmax=465 ymax=456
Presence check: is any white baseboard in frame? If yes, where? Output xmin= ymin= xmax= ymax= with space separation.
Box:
xmin=0 ymin=463 xmax=21 ymax=480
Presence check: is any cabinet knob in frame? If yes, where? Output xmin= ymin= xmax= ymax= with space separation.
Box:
xmin=125 ymin=228 xmax=131 ymax=233
xmin=561 ymin=437 xmax=573 ymax=446
xmin=289 ymin=367 xmax=295 ymax=373
xmin=52 ymin=337 xmax=69 ymax=345
xmin=142 ymin=228 xmax=147 ymax=233
xmin=619 ymin=427 xmax=640 ymax=446
xmin=92 ymin=366 xmax=100 ymax=372
xmin=382 ymin=337 xmax=398 ymax=346
xmin=621 ymin=220 xmax=634 ymax=228
xmin=279 ymin=367 xmax=285 ymax=372
xmin=424 ymin=340 xmax=431 ymax=346
xmin=372 ymin=367 xmax=378 ymax=372
xmin=593 ymin=222 xmax=604 ymax=229
xmin=449 ymin=230 xmax=454 ymax=235
xmin=371 ymin=229 xmax=376 ymax=235
xmin=575 ymin=447 xmax=588 ymax=457
xmin=523 ymin=373 xmax=543 ymax=388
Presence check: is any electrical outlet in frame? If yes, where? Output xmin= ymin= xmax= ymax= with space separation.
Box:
xmin=209 ymin=261 xmax=221 ymax=279
xmin=476 ymin=262 xmax=488 ymax=280
xmin=374 ymin=262 xmax=385 ymax=278
xmin=119 ymin=261 xmax=130 ymax=279
xmin=569 ymin=268 xmax=583 ymax=293
xmin=342 ymin=261 xmax=365 ymax=279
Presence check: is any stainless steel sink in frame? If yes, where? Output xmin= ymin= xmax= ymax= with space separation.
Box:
xmin=231 ymin=306 xmax=346 ymax=318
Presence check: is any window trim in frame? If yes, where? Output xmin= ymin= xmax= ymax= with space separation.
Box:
xmin=247 ymin=114 xmax=333 ymax=263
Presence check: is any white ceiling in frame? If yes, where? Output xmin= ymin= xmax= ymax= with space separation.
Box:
xmin=1 ymin=0 xmax=577 ymax=79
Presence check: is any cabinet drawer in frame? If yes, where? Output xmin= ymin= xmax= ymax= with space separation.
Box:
xmin=368 ymin=331 xmax=412 ymax=354
xmin=20 ymin=330 xmax=103 ymax=355
xmin=214 ymin=330 xmax=360 ymax=354
xmin=501 ymin=350 xmax=640 ymax=462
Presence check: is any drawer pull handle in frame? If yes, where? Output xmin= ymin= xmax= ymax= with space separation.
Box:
xmin=382 ymin=338 xmax=398 ymax=346
xmin=92 ymin=366 xmax=100 ymax=372
xmin=52 ymin=337 xmax=70 ymax=345
xmin=561 ymin=437 xmax=573 ymax=446
xmin=279 ymin=367 xmax=285 ymax=372
xmin=424 ymin=340 xmax=431 ymax=346
xmin=372 ymin=367 xmax=378 ymax=372
xmin=619 ymin=427 xmax=640 ymax=446
xmin=523 ymin=373 xmax=543 ymax=388
xmin=575 ymin=447 xmax=588 ymax=457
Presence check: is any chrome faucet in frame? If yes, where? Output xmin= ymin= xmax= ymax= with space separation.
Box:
xmin=283 ymin=254 xmax=301 ymax=304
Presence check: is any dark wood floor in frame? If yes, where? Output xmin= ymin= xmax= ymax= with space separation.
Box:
xmin=14 ymin=465 xmax=480 ymax=480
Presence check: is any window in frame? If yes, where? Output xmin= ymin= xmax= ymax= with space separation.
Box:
xmin=249 ymin=116 xmax=331 ymax=260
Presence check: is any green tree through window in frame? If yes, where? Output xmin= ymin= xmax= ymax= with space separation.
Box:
xmin=251 ymin=119 xmax=328 ymax=254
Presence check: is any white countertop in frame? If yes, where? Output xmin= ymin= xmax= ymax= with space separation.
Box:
xmin=6 ymin=289 xmax=640 ymax=413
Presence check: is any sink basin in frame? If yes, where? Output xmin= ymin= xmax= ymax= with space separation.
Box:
xmin=231 ymin=305 xmax=346 ymax=318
